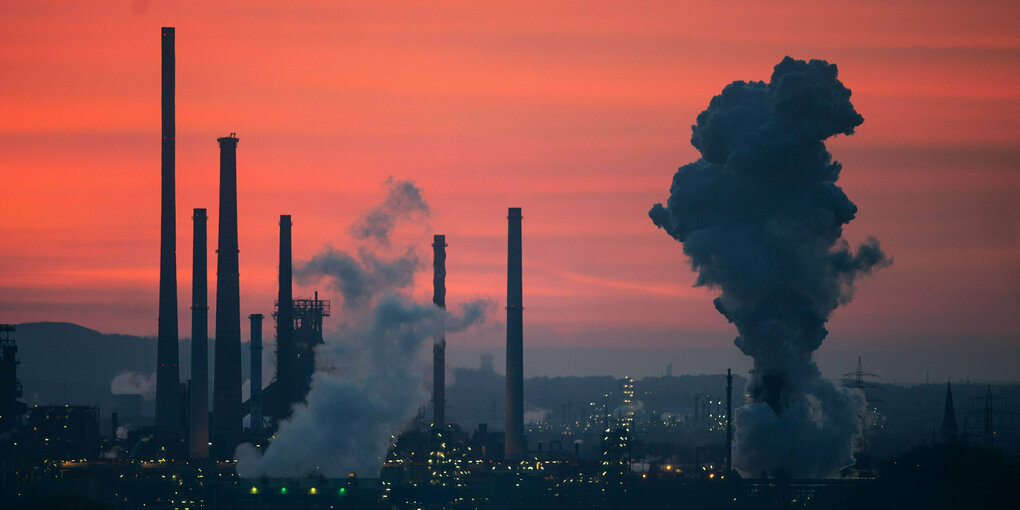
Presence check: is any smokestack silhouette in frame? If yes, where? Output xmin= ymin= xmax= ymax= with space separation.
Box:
xmin=505 ymin=207 xmax=524 ymax=460
xmin=189 ymin=208 xmax=209 ymax=459
xmin=432 ymin=235 xmax=447 ymax=427
xmin=155 ymin=26 xmax=181 ymax=450
xmin=249 ymin=314 xmax=264 ymax=435
xmin=726 ymin=368 xmax=733 ymax=474
xmin=212 ymin=134 xmax=241 ymax=460
xmin=275 ymin=215 xmax=294 ymax=421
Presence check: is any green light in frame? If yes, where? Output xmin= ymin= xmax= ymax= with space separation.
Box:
xmin=339 ymin=487 xmax=347 ymax=495
xmin=280 ymin=487 xmax=287 ymax=494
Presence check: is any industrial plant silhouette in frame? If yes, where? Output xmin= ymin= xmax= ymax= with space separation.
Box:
xmin=0 ymin=26 xmax=1015 ymax=510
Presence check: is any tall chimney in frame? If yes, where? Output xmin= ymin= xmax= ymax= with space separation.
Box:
xmin=432 ymin=235 xmax=447 ymax=427
xmin=155 ymin=26 xmax=181 ymax=451
xmin=726 ymin=368 xmax=733 ymax=474
xmin=189 ymin=208 xmax=209 ymax=459
xmin=212 ymin=134 xmax=241 ymax=460
xmin=249 ymin=314 xmax=264 ymax=435
xmin=505 ymin=207 xmax=524 ymax=460
xmin=275 ymin=215 xmax=294 ymax=421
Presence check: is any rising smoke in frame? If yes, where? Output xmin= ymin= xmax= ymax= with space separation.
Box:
xmin=110 ymin=371 xmax=156 ymax=400
xmin=351 ymin=176 xmax=430 ymax=246
xmin=649 ymin=57 xmax=890 ymax=478
xmin=236 ymin=179 xmax=492 ymax=478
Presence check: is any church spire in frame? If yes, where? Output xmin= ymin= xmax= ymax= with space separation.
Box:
xmin=940 ymin=381 xmax=959 ymax=443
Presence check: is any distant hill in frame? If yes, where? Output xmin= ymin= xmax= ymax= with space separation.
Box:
xmin=13 ymin=322 xmax=155 ymax=412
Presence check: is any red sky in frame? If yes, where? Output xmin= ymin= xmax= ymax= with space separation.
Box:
xmin=1 ymin=1 xmax=1017 ymax=356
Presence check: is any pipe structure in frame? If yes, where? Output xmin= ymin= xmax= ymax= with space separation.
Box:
xmin=189 ymin=208 xmax=209 ymax=459
xmin=249 ymin=314 xmax=264 ymax=435
xmin=505 ymin=207 xmax=524 ymax=460
xmin=275 ymin=215 xmax=294 ymax=421
xmin=155 ymin=26 xmax=181 ymax=451
xmin=432 ymin=235 xmax=447 ymax=427
xmin=212 ymin=134 xmax=241 ymax=460
xmin=726 ymin=368 xmax=733 ymax=474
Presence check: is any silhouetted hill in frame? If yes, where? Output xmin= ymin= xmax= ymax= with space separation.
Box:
xmin=14 ymin=322 xmax=155 ymax=410
xmin=16 ymin=322 xmax=154 ymax=386
xmin=11 ymin=322 xmax=247 ymax=418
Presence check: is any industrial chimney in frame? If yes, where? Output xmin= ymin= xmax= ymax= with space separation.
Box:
xmin=726 ymin=368 xmax=733 ymax=474
xmin=505 ymin=207 xmax=524 ymax=460
xmin=189 ymin=208 xmax=209 ymax=459
xmin=275 ymin=215 xmax=294 ymax=421
xmin=249 ymin=314 xmax=264 ymax=435
xmin=212 ymin=134 xmax=241 ymax=460
xmin=432 ymin=235 xmax=447 ymax=427
xmin=155 ymin=26 xmax=181 ymax=451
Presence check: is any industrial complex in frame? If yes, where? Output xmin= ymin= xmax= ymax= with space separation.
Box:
xmin=0 ymin=26 xmax=1017 ymax=510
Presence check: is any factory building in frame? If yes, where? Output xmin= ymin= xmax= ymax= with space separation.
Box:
xmin=0 ymin=325 xmax=26 ymax=436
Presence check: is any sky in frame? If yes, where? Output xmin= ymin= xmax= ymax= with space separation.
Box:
xmin=0 ymin=1 xmax=1017 ymax=376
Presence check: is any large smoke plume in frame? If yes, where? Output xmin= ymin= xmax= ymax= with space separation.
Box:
xmin=236 ymin=179 xmax=491 ymax=478
xmin=649 ymin=57 xmax=890 ymax=478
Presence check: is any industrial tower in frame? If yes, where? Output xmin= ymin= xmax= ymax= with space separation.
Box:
xmin=433 ymin=234 xmax=447 ymax=427
xmin=212 ymin=134 xmax=241 ymax=460
xmin=155 ymin=26 xmax=181 ymax=452
xmin=505 ymin=207 xmax=524 ymax=460
xmin=0 ymin=325 xmax=26 ymax=435
xmin=189 ymin=208 xmax=209 ymax=458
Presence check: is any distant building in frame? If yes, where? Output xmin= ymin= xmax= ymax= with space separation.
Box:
xmin=0 ymin=325 xmax=27 ymax=436
xmin=601 ymin=427 xmax=630 ymax=482
xmin=27 ymin=405 xmax=100 ymax=460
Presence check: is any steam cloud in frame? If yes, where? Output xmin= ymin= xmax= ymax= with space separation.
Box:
xmin=524 ymin=408 xmax=552 ymax=425
xmin=649 ymin=57 xmax=890 ymax=478
xmin=236 ymin=179 xmax=492 ymax=478
xmin=110 ymin=371 xmax=156 ymax=400
xmin=351 ymin=176 xmax=430 ymax=246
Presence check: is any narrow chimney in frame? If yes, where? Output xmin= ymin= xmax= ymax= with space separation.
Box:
xmin=212 ymin=134 xmax=241 ymax=460
xmin=726 ymin=368 xmax=733 ymax=474
xmin=155 ymin=26 xmax=181 ymax=451
xmin=432 ymin=235 xmax=447 ymax=427
xmin=505 ymin=207 xmax=524 ymax=460
xmin=189 ymin=208 xmax=209 ymax=459
xmin=249 ymin=314 xmax=264 ymax=435
xmin=275 ymin=215 xmax=294 ymax=421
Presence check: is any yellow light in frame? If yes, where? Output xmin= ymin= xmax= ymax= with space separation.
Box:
xmin=250 ymin=487 xmax=257 ymax=494
xmin=309 ymin=488 xmax=317 ymax=494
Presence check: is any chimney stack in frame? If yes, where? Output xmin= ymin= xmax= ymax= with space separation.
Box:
xmin=155 ymin=26 xmax=181 ymax=451
xmin=189 ymin=208 xmax=209 ymax=459
xmin=726 ymin=368 xmax=733 ymax=474
xmin=275 ymin=215 xmax=294 ymax=421
xmin=505 ymin=207 xmax=524 ymax=460
xmin=249 ymin=314 xmax=264 ymax=435
xmin=432 ymin=235 xmax=447 ymax=427
xmin=212 ymin=134 xmax=241 ymax=460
